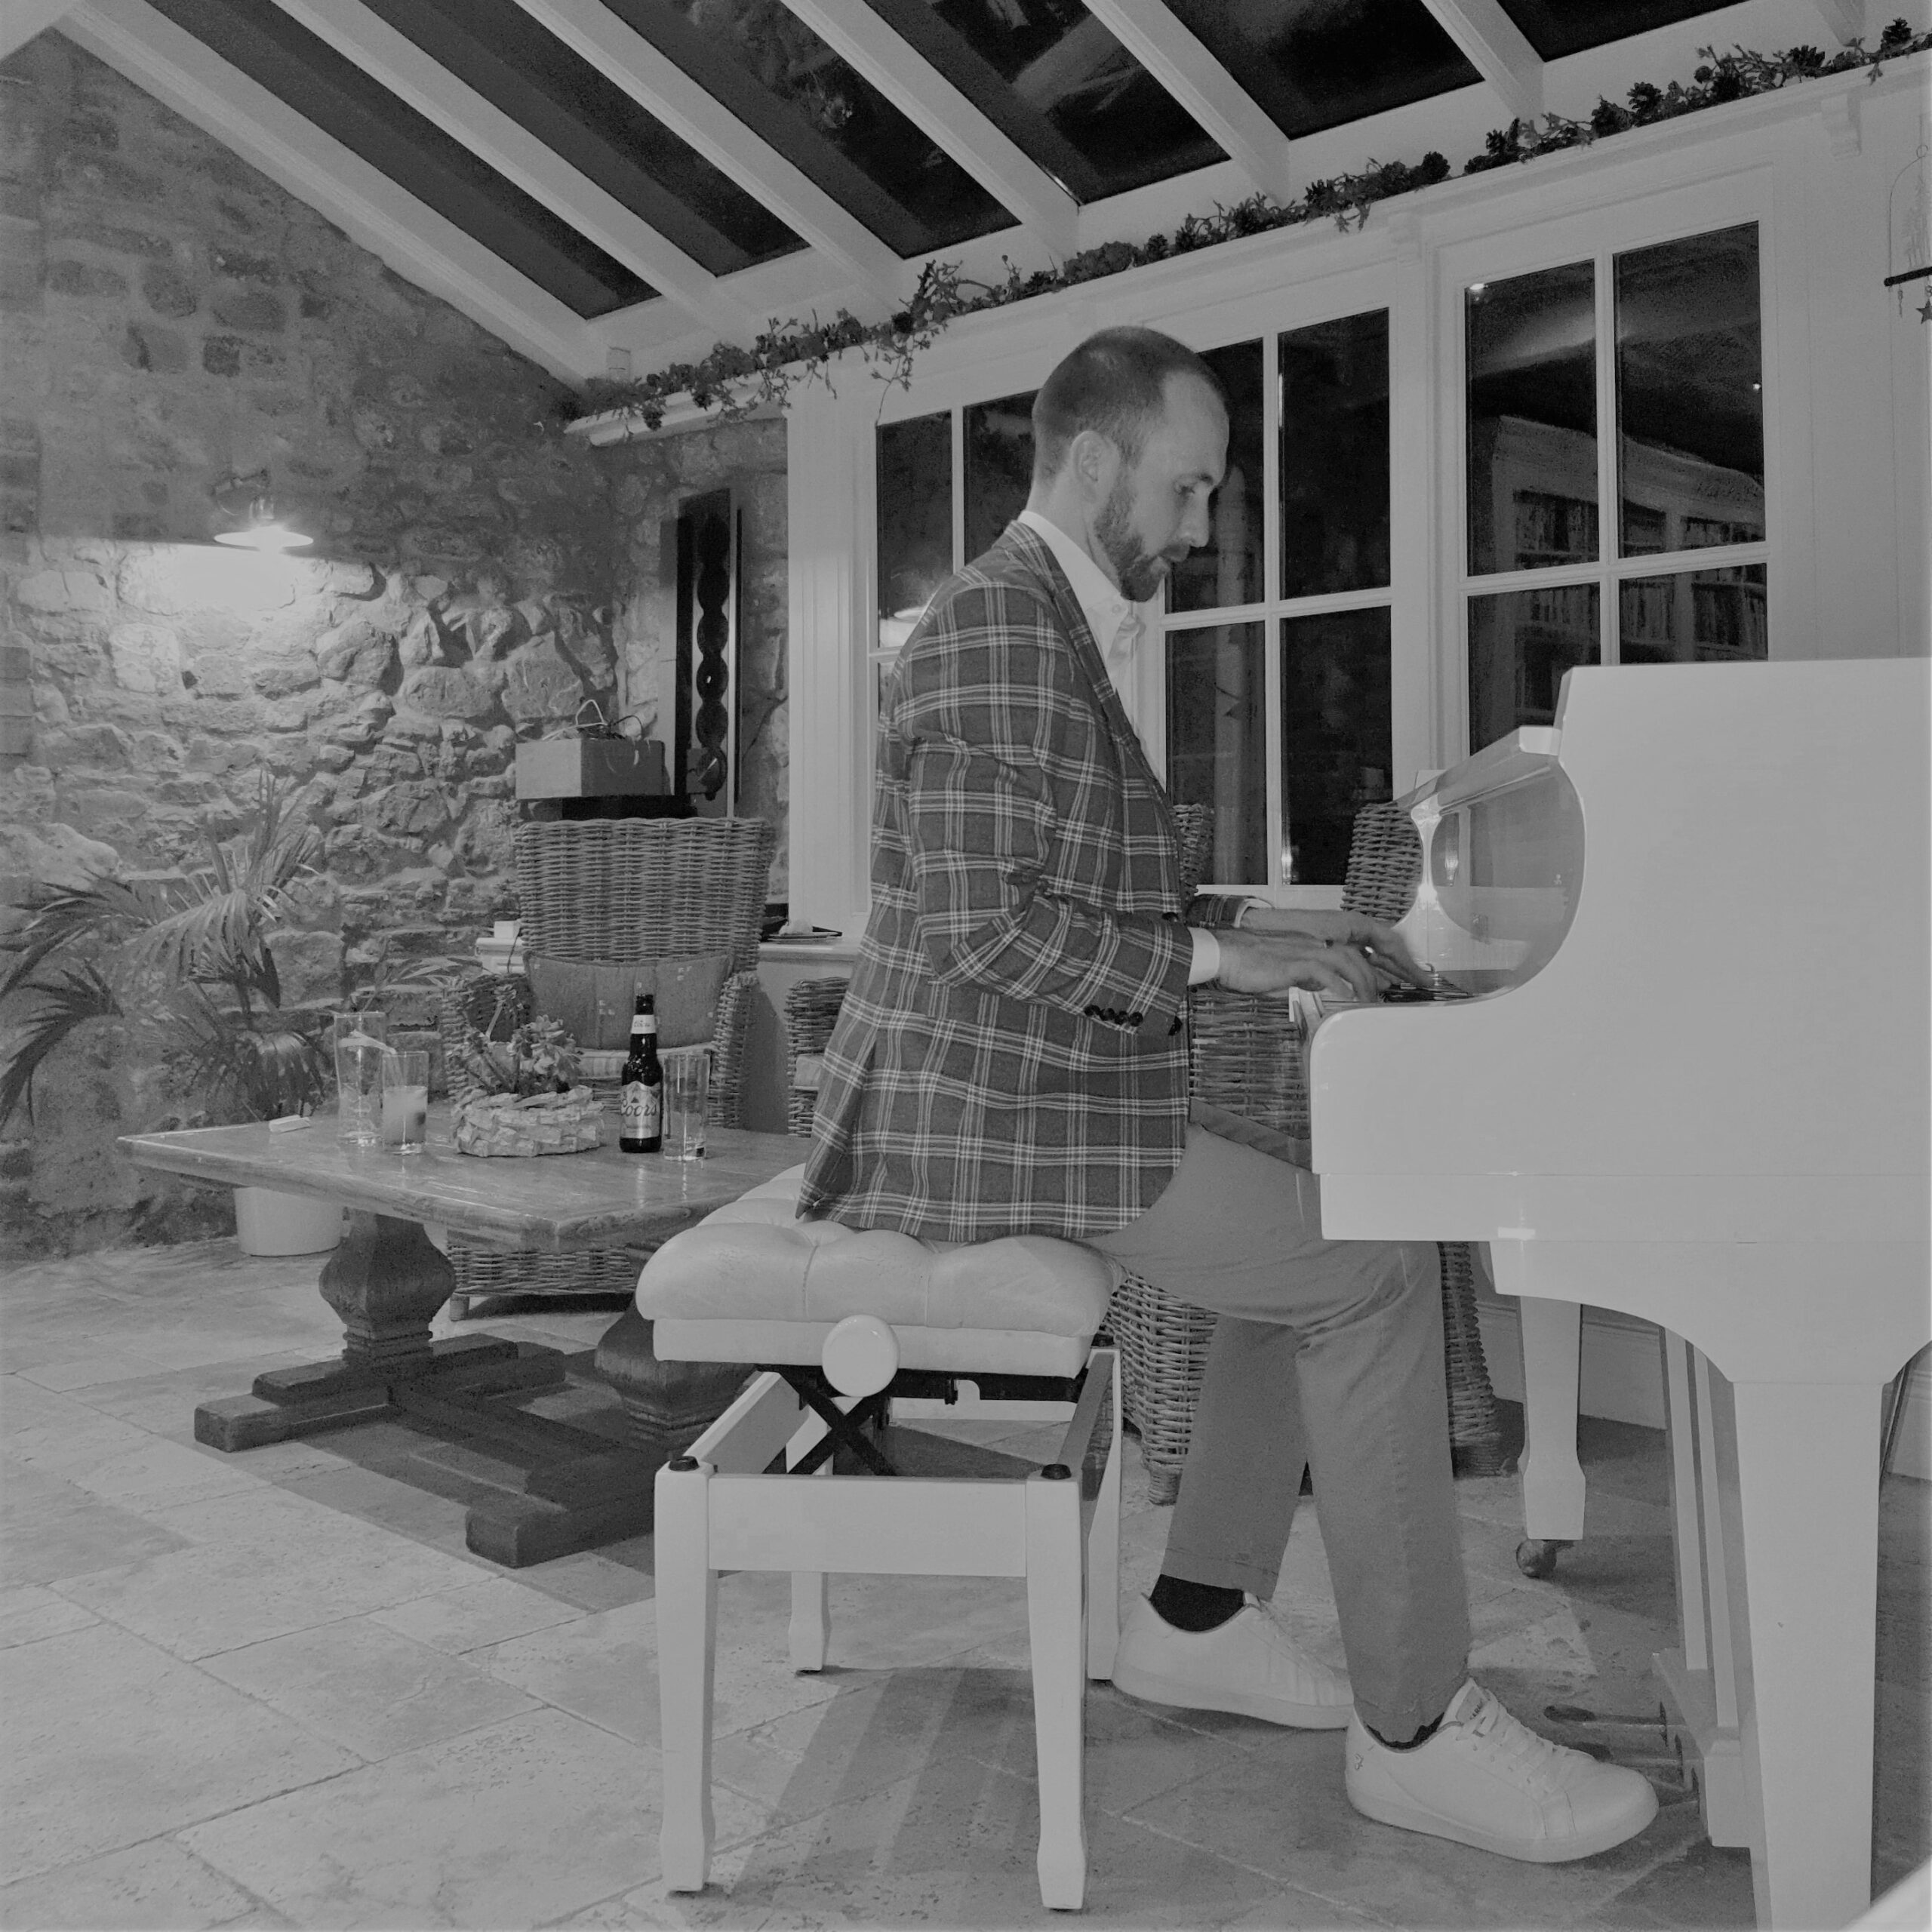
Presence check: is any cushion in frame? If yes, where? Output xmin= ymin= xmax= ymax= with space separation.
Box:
xmin=637 ymin=1168 xmax=1118 ymax=1380
xmin=528 ymin=954 xmax=731 ymax=1051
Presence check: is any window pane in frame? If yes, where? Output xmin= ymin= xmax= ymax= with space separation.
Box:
xmin=1171 ymin=339 xmax=1263 ymax=615
xmin=1469 ymin=584 xmax=1600 ymax=749
xmin=1280 ymin=309 xmax=1389 ymax=597
xmin=1467 ymin=263 xmax=1597 ymax=574
xmin=1164 ymin=0 xmax=1478 ymax=138
xmin=963 ymin=390 xmax=1035 ymax=565
xmin=1617 ymin=224 xmax=1764 ymax=555
xmin=1620 ymin=563 xmax=1767 ymax=663
xmin=876 ymin=411 xmax=952 ymax=651
xmin=1167 ymin=623 xmax=1267 ymax=884
xmin=1280 ymin=608 xmax=1393 ymax=887
xmin=872 ymin=0 xmax=1224 ymax=200
xmin=652 ymin=0 xmax=1008 ymax=254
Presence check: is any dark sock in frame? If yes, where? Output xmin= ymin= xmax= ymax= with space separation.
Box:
xmin=1367 ymin=1712 xmax=1444 ymax=1752
xmin=1149 ymin=1574 xmax=1243 ymax=1633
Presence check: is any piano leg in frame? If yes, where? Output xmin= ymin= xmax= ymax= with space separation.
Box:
xmin=1655 ymin=1334 xmax=1749 ymax=1846
xmin=1708 ymin=1367 xmax=1883 ymax=1930
xmin=1513 ymin=1294 xmax=1584 ymax=1577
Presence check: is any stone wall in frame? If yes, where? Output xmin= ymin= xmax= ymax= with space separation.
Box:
xmin=0 ymin=36 xmax=618 ymax=1256
xmin=605 ymin=418 xmax=789 ymax=897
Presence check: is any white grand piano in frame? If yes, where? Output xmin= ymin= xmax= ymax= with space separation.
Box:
xmin=1304 ymin=660 xmax=1930 ymax=1930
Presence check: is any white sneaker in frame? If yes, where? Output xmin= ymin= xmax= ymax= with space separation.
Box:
xmin=1112 ymin=1597 xmax=1353 ymax=1728
xmin=1345 ymin=1679 xmax=1658 ymax=1863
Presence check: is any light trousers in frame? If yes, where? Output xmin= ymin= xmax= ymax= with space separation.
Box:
xmin=1090 ymin=1108 xmax=1472 ymax=1740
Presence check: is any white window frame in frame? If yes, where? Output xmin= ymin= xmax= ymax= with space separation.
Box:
xmin=1438 ymin=169 xmax=1780 ymax=761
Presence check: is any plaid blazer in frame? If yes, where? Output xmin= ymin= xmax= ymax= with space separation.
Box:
xmin=798 ymin=521 xmax=1239 ymax=1242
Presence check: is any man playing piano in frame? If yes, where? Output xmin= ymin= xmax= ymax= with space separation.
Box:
xmin=799 ymin=326 xmax=1657 ymax=1864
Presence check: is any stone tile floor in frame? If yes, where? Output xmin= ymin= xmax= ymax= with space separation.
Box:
xmin=2 ymin=1235 xmax=1926 ymax=1930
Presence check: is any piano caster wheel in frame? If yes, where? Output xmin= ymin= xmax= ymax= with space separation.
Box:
xmin=1515 ymin=1537 xmax=1569 ymax=1580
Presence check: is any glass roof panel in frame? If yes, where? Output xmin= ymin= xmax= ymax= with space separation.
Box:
xmin=1497 ymin=0 xmax=1734 ymax=62
xmin=865 ymin=0 xmax=1223 ymax=202
xmin=144 ymin=0 xmax=654 ymax=318
xmin=1163 ymin=0 xmax=1480 ymax=140
xmin=368 ymin=0 xmax=802 ymax=275
xmin=608 ymin=0 xmax=1012 ymax=257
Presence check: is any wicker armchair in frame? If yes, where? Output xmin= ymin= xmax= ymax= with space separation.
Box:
xmin=1112 ymin=801 xmax=1504 ymax=1501
xmin=439 ymin=816 xmax=777 ymax=1319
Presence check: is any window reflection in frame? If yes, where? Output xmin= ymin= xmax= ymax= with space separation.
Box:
xmin=1620 ymin=563 xmax=1767 ymax=663
xmin=1280 ymin=310 xmax=1389 ymax=598
xmin=652 ymin=0 xmax=1008 ymax=251
xmin=1616 ymin=224 xmax=1763 ymax=555
xmin=1164 ymin=0 xmax=1477 ymax=138
xmin=1168 ymin=623 xmax=1267 ymax=884
xmin=890 ymin=0 xmax=1223 ymax=198
xmin=963 ymin=390 xmax=1036 ymax=565
xmin=1171 ymin=340 xmax=1263 ymax=615
xmin=1469 ymin=584 xmax=1600 ymax=749
xmin=1281 ymin=608 xmax=1392 ymax=887
xmin=1466 ymin=263 xmax=1597 ymax=575
xmin=876 ymin=411 xmax=952 ymax=651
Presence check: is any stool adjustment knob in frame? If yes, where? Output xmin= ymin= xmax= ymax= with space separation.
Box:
xmin=822 ymin=1313 xmax=900 ymax=1396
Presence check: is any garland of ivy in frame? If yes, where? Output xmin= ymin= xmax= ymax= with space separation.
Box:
xmin=572 ymin=23 xmax=1931 ymax=435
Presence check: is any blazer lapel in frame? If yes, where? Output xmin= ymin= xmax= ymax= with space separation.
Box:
xmin=996 ymin=523 xmax=1174 ymax=811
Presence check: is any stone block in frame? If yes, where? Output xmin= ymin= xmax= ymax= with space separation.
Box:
xmin=201 ymin=334 xmax=241 ymax=377
xmin=212 ymin=288 xmax=285 ymax=332
xmin=315 ymin=614 xmax=398 ymax=690
xmin=45 ymin=258 xmax=127 ymax=299
xmin=140 ymin=260 xmax=197 ymax=316
xmin=500 ymin=638 xmax=598 ymax=727
xmin=119 ymin=323 xmax=187 ymax=373
xmin=398 ymin=664 xmax=496 ymax=721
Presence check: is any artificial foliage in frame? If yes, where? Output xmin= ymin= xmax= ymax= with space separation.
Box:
xmin=572 ymin=23 xmax=1930 ymax=435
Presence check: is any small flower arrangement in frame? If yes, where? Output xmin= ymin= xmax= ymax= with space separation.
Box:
xmin=460 ymin=1014 xmax=582 ymax=1101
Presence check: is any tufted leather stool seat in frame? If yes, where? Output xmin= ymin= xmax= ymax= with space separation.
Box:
xmin=641 ymin=1167 xmax=1122 ymax=1911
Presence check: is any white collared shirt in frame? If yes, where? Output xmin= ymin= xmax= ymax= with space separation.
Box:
xmin=1016 ymin=509 xmax=1222 ymax=986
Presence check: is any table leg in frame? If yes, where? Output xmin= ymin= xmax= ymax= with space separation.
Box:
xmin=1515 ymin=1294 xmax=1585 ymax=1577
xmin=194 ymin=1211 xmax=564 ymax=1453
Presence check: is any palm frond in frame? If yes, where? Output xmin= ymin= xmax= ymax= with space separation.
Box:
xmin=176 ymin=989 xmax=330 ymax=1121
xmin=0 ymin=963 xmax=120 ymax=1127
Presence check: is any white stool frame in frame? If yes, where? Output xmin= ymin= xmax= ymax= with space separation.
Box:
xmin=654 ymin=1348 xmax=1122 ymax=1911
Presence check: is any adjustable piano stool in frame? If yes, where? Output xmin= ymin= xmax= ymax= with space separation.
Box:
xmin=639 ymin=1168 xmax=1122 ymax=1911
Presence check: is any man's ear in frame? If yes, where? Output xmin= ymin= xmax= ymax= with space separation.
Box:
xmin=1069 ymin=427 xmax=1120 ymax=502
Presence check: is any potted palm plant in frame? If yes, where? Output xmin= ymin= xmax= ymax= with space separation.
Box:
xmin=0 ymin=771 xmax=342 ymax=1254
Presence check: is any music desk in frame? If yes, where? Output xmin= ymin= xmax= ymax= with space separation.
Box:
xmin=118 ymin=1116 xmax=804 ymax=1566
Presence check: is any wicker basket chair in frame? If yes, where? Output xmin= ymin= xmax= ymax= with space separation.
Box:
xmin=439 ymin=815 xmax=777 ymax=1319
xmin=1114 ymin=801 xmax=1506 ymax=1500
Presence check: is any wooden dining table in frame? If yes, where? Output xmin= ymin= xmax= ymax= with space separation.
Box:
xmin=118 ymin=1111 xmax=805 ymax=1565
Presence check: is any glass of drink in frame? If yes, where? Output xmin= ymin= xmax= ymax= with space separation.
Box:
xmin=333 ymin=1011 xmax=389 ymax=1144
xmin=380 ymin=1049 xmax=430 ymax=1155
xmin=664 ymin=1052 xmax=709 ymax=1161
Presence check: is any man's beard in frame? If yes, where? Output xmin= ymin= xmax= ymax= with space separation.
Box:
xmin=1096 ymin=478 xmax=1171 ymax=603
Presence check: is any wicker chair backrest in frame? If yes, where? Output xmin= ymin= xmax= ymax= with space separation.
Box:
xmin=1338 ymin=801 xmax=1423 ymax=924
xmin=513 ymin=818 xmax=776 ymax=977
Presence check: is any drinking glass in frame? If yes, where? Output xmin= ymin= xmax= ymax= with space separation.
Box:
xmin=380 ymin=1049 xmax=429 ymax=1154
xmin=664 ymin=1053 xmax=709 ymax=1161
xmin=333 ymin=1011 xmax=389 ymax=1144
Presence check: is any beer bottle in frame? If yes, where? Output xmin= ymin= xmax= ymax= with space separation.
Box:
xmin=618 ymin=993 xmax=662 ymax=1153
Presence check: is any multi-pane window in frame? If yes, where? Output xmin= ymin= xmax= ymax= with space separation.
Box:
xmin=1463 ymin=223 xmax=1767 ymax=749
xmin=875 ymin=313 xmax=1397 ymax=897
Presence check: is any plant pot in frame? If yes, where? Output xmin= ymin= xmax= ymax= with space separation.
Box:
xmin=232 ymin=1186 xmax=343 ymax=1257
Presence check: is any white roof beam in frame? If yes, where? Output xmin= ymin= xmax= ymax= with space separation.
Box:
xmin=266 ymin=0 xmax=755 ymax=343
xmin=509 ymin=0 xmax=907 ymax=302
xmin=1081 ymin=0 xmax=1294 ymax=205
xmin=61 ymin=0 xmax=598 ymax=384
xmin=778 ymin=0 xmax=1078 ymax=257
xmin=2 ymin=0 xmax=78 ymax=62
xmin=1418 ymin=0 xmax=1543 ymax=123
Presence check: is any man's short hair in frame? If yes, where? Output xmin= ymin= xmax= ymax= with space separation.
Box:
xmin=1031 ymin=327 xmax=1226 ymax=481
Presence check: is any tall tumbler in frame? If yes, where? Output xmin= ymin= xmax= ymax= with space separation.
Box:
xmin=333 ymin=1010 xmax=389 ymax=1144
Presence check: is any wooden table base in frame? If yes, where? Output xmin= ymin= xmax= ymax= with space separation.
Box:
xmin=192 ymin=1208 xmax=753 ymax=1568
